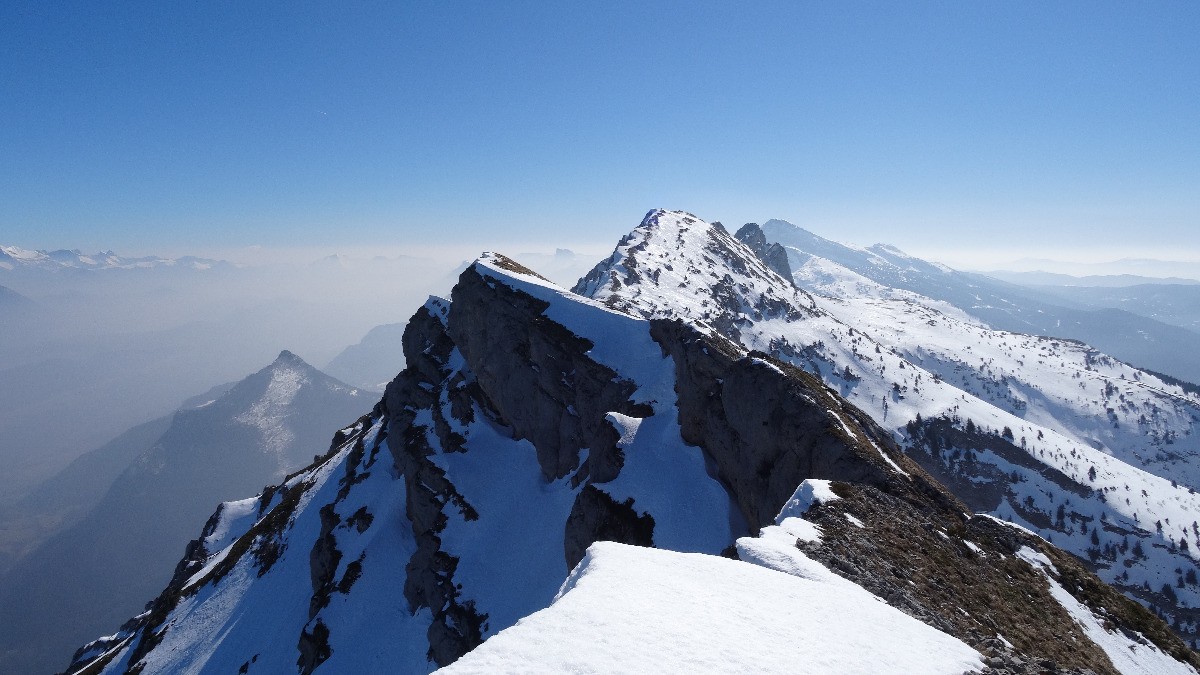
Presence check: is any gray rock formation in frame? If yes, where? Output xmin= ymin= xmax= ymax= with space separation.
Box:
xmin=734 ymin=222 xmax=794 ymax=283
xmin=648 ymin=318 xmax=922 ymax=529
xmin=446 ymin=258 xmax=650 ymax=482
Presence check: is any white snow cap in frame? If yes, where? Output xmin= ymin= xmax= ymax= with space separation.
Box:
xmin=776 ymin=479 xmax=841 ymax=523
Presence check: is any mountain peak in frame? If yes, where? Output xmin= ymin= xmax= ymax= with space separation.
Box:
xmin=273 ymin=349 xmax=307 ymax=367
xmin=63 ymin=218 xmax=1200 ymax=673
xmin=572 ymin=210 xmax=817 ymax=340
xmin=637 ymin=208 xmax=709 ymax=231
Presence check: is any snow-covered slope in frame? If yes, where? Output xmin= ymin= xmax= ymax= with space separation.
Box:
xmin=792 ymin=253 xmax=1200 ymax=487
xmin=0 ymin=353 xmax=366 ymax=675
xmin=575 ymin=209 xmax=1200 ymax=643
xmin=67 ymin=248 xmax=1196 ymax=674
xmin=760 ymin=219 xmax=1200 ymax=386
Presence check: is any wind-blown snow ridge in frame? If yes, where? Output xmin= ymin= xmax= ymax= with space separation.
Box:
xmin=441 ymin=542 xmax=983 ymax=675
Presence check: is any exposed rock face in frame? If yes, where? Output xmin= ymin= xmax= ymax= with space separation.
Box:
xmin=446 ymin=259 xmax=650 ymax=482
xmin=563 ymin=486 xmax=655 ymax=569
xmin=648 ymin=318 xmax=928 ymax=529
xmin=381 ymin=300 xmax=487 ymax=666
xmin=734 ymin=222 xmax=793 ymax=283
xmin=378 ymin=263 xmax=659 ymax=666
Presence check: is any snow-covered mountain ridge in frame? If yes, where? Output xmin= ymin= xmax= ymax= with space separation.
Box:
xmin=575 ymin=210 xmax=1200 ymax=643
xmin=0 ymin=245 xmax=227 ymax=272
xmin=65 ymin=234 xmax=1196 ymax=674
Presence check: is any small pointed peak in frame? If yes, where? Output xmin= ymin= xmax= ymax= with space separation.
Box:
xmin=734 ymin=223 xmax=766 ymax=249
xmin=274 ymin=349 xmax=307 ymax=366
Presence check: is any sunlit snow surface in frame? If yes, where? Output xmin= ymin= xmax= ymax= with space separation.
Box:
xmin=446 ymin=479 xmax=981 ymax=674
xmin=440 ymin=542 xmax=983 ymax=675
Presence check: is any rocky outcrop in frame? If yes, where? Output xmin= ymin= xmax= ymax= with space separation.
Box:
xmin=734 ymin=222 xmax=793 ymax=283
xmin=380 ymin=301 xmax=486 ymax=666
xmin=447 ymin=258 xmax=651 ymax=482
xmin=380 ymin=270 xmax=659 ymax=666
xmin=563 ymin=486 xmax=655 ymax=569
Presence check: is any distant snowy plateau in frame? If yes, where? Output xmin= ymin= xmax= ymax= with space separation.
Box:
xmin=65 ymin=211 xmax=1200 ymax=674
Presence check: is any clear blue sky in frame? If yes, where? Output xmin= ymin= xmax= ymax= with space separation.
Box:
xmin=2 ymin=1 xmax=1197 ymax=263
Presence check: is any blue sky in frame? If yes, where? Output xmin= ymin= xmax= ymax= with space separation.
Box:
xmin=2 ymin=1 xmax=1197 ymax=265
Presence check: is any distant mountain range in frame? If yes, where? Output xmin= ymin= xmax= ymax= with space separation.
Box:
xmin=995 ymin=280 xmax=1200 ymax=334
xmin=0 ymin=245 xmax=228 ymax=272
xmin=989 ymin=257 xmax=1200 ymax=280
xmin=986 ymin=270 xmax=1200 ymax=287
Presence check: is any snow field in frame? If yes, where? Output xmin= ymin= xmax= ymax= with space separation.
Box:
xmin=441 ymin=541 xmax=983 ymax=675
